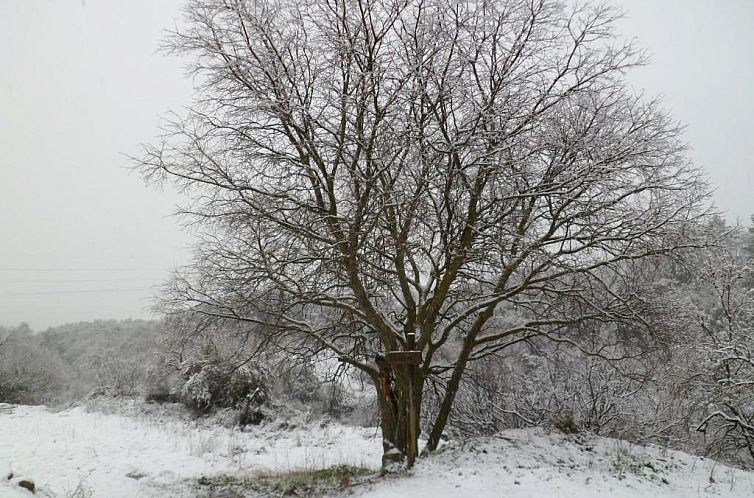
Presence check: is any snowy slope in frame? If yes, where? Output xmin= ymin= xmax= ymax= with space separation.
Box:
xmin=2 ymin=402 xmax=754 ymax=497
xmin=350 ymin=429 xmax=754 ymax=498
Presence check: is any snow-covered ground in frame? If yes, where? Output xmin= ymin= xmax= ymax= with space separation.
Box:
xmin=0 ymin=402 xmax=381 ymax=497
xmin=2 ymin=402 xmax=754 ymax=497
xmin=353 ymin=430 xmax=754 ymax=498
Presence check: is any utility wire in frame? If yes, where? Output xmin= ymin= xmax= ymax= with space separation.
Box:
xmin=0 ymin=267 xmax=168 ymax=272
xmin=0 ymin=278 xmax=160 ymax=283
xmin=0 ymin=288 xmax=153 ymax=299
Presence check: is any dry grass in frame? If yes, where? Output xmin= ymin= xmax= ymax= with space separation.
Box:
xmin=198 ymin=464 xmax=376 ymax=496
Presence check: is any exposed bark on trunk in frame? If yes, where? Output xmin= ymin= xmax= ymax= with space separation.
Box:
xmin=374 ymin=359 xmax=423 ymax=468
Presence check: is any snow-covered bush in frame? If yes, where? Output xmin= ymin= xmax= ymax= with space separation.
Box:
xmin=146 ymin=314 xmax=273 ymax=413
xmin=150 ymin=312 xmax=367 ymax=420
xmin=175 ymin=358 xmax=269 ymax=412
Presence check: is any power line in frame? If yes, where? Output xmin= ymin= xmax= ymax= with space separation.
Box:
xmin=0 ymin=267 xmax=169 ymax=272
xmin=0 ymin=288 xmax=153 ymax=299
xmin=0 ymin=278 xmax=160 ymax=283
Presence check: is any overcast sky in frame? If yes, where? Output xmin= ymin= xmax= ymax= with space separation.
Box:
xmin=1 ymin=0 xmax=752 ymax=331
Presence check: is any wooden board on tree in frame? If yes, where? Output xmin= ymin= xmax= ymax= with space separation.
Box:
xmin=385 ymin=350 xmax=422 ymax=366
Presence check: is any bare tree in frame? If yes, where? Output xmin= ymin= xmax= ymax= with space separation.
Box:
xmin=695 ymin=241 xmax=754 ymax=463
xmin=0 ymin=327 xmax=12 ymax=353
xmin=136 ymin=0 xmax=711 ymax=465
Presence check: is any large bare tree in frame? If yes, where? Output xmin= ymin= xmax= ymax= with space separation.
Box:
xmin=137 ymin=0 xmax=710 ymax=465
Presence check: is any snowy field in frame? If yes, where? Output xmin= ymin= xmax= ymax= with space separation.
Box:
xmin=0 ymin=403 xmax=381 ymax=497
xmin=2 ymin=402 xmax=754 ymax=497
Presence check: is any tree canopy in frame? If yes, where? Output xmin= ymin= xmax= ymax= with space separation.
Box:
xmin=137 ymin=0 xmax=711 ymax=464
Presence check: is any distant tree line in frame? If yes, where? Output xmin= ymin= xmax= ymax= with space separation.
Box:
xmin=0 ymin=319 xmax=160 ymax=404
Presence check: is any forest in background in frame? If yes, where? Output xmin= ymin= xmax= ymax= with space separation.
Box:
xmin=2 ymin=217 xmax=753 ymax=468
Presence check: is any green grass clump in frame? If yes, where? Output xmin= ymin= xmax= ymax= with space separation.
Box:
xmin=199 ymin=464 xmax=376 ymax=496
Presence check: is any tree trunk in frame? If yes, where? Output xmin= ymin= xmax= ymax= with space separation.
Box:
xmin=374 ymin=360 xmax=423 ymax=468
xmin=425 ymin=342 xmax=474 ymax=452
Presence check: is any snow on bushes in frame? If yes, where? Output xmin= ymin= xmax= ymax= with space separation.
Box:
xmin=175 ymin=359 xmax=269 ymax=414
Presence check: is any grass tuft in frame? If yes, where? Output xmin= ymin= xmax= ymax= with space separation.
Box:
xmin=198 ymin=464 xmax=376 ymax=496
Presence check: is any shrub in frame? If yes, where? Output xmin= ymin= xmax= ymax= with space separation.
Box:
xmin=175 ymin=359 xmax=269 ymax=413
xmin=554 ymin=414 xmax=579 ymax=434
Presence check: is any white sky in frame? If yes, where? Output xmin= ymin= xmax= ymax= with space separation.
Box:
xmin=1 ymin=0 xmax=752 ymax=331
